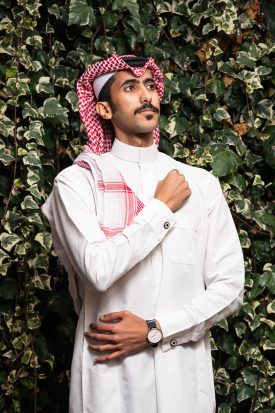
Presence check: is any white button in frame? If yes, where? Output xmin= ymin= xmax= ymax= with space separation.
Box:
xmin=170 ymin=339 xmax=177 ymax=346
xmin=164 ymin=221 xmax=170 ymax=229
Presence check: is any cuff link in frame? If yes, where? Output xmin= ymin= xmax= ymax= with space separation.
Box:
xmin=164 ymin=221 xmax=170 ymax=229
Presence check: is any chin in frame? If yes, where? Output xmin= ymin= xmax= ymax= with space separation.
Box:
xmin=137 ymin=121 xmax=159 ymax=134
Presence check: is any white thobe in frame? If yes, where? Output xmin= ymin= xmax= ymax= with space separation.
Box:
xmin=45 ymin=139 xmax=244 ymax=413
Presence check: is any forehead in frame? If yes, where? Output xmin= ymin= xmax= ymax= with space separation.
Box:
xmin=113 ymin=68 xmax=153 ymax=87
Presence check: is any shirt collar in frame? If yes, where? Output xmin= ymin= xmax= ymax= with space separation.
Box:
xmin=110 ymin=138 xmax=158 ymax=163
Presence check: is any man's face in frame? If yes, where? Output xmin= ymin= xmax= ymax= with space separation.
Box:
xmin=107 ymin=68 xmax=160 ymax=139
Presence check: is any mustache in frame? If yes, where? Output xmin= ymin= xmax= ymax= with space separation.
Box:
xmin=134 ymin=103 xmax=160 ymax=115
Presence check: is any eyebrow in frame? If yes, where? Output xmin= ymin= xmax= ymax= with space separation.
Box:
xmin=120 ymin=77 xmax=155 ymax=88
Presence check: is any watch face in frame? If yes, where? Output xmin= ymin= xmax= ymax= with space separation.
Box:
xmin=147 ymin=328 xmax=162 ymax=344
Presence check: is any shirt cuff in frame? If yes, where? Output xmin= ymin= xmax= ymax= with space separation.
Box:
xmin=135 ymin=198 xmax=176 ymax=241
xmin=156 ymin=310 xmax=205 ymax=352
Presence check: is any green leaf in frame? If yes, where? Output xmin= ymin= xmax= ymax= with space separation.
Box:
xmin=218 ymin=403 xmax=231 ymax=413
xmin=159 ymin=137 xmax=174 ymax=157
xmin=218 ymin=62 xmax=236 ymax=76
xmin=247 ymin=273 xmax=265 ymax=300
xmin=68 ymin=0 xmax=96 ymax=26
xmin=262 ymin=129 xmax=275 ymax=168
xmin=23 ymin=150 xmax=42 ymax=168
xmin=259 ymin=269 xmax=275 ymax=295
xmin=211 ymin=148 xmax=241 ymax=177
xmin=239 ymin=340 xmax=262 ymax=361
xmin=15 ymin=242 xmax=31 ymax=256
xmin=241 ymin=368 xmax=259 ymax=386
xmin=21 ymin=195 xmax=39 ymax=210
xmin=28 ymin=184 xmax=42 ymax=200
xmin=236 ymin=382 xmax=256 ymax=403
xmin=112 ymin=0 xmax=140 ymax=18
xmin=0 ymin=232 xmax=21 ymax=252
xmin=236 ymin=52 xmax=256 ymax=69
xmin=251 ymin=210 xmax=275 ymax=233
xmin=239 ymin=230 xmax=251 ymax=249
xmin=216 ymin=318 xmax=229 ymax=332
xmin=0 ymin=118 xmax=15 ymax=137
xmin=32 ymin=274 xmax=52 ymax=290
xmin=262 ymin=339 xmax=275 ymax=351
xmin=220 ymin=335 xmax=236 ymax=355
xmin=214 ymin=108 xmax=231 ymax=122
xmin=0 ymin=248 xmax=10 ymax=264
xmin=27 ymin=212 xmax=44 ymax=228
xmin=226 ymin=355 xmax=240 ymax=370
xmin=35 ymin=77 xmax=54 ymax=94
xmin=267 ymin=301 xmax=275 ymax=314
xmin=22 ymin=102 xmax=39 ymax=119
xmin=173 ymin=143 xmax=189 ymax=159
xmin=202 ymin=22 xmax=215 ymax=35
xmin=256 ymin=99 xmax=273 ymax=120
xmin=0 ymin=150 xmax=15 ymax=165
xmin=27 ymin=315 xmax=41 ymax=330
xmin=244 ymin=300 xmax=261 ymax=317
xmin=39 ymin=97 xmax=69 ymax=125
xmin=65 ymin=91 xmax=78 ymax=112
xmin=252 ymin=174 xmax=264 ymax=186
xmin=254 ymin=66 xmax=272 ymax=76
xmin=34 ymin=232 xmax=52 ymax=250
xmin=21 ymin=349 xmax=33 ymax=365
xmin=28 ymin=253 xmax=49 ymax=271
xmin=165 ymin=115 xmax=188 ymax=138
xmin=207 ymin=77 xmax=226 ymax=97
xmin=103 ymin=11 xmax=118 ymax=28
xmin=27 ymin=167 xmax=41 ymax=185
xmin=253 ymin=241 xmax=273 ymax=262
xmin=234 ymin=321 xmax=247 ymax=338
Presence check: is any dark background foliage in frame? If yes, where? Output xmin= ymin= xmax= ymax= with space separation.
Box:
xmin=0 ymin=1 xmax=274 ymax=412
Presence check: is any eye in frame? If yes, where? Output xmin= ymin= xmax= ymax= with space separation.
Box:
xmin=147 ymin=83 xmax=156 ymax=90
xmin=124 ymin=84 xmax=135 ymax=91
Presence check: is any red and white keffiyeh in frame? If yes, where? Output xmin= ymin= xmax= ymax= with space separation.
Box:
xmin=77 ymin=53 xmax=164 ymax=154
xmin=74 ymin=149 xmax=144 ymax=237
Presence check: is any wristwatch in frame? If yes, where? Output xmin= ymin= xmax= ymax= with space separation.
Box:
xmin=146 ymin=319 xmax=162 ymax=347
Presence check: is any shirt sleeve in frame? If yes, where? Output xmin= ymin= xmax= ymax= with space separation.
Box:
xmin=50 ymin=166 xmax=176 ymax=293
xmin=157 ymin=173 xmax=245 ymax=352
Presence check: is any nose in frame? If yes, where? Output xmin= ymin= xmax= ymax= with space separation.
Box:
xmin=140 ymin=85 xmax=152 ymax=103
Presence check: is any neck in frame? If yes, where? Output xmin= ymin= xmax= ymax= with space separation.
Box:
xmin=114 ymin=131 xmax=154 ymax=148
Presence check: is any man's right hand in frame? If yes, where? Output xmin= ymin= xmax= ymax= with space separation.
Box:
xmin=154 ymin=169 xmax=191 ymax=212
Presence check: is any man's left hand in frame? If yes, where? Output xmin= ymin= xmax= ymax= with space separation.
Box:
xmin=85 ymin=310 xmax=150 ymax=363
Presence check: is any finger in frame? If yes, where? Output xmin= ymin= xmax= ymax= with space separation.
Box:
xmin=95 ymin=350 xmax=124 ymax=363
xmin=99 ymin=311 xmax=128 ymax=322
xmin=168 ymin=169 xmax=180 ymax=176
xmin=89 ymin=323 xmax=115 ymax=332
xmin=85 ymin=332 xmax=117 ymax=342
xmin=89 ymin=343 xmax=120 ymax=352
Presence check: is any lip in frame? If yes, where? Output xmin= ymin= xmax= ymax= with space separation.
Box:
xmin=138 ymin=108 xmax=156 ymax=113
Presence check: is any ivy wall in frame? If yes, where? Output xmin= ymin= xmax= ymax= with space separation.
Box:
xmin=0 ymin=0 xmax=274 ymax=412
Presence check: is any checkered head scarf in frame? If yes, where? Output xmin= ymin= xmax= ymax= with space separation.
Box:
xmin=77 ymin=53 xmax=164 ymax=154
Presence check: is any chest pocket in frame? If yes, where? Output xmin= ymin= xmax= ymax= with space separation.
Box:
xmin=165 ymin=214 xmax=199 ymax=265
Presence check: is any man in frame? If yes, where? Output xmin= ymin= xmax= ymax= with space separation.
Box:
xmin=42 ymin=54 xmax=244 ymax=413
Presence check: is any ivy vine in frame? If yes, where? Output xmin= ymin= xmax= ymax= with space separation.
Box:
xmin=0 ymin=1 xmax=274 ymax=412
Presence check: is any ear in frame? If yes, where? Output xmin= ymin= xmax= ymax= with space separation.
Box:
xmin=96 ymin=101 xmax=113 ymax=120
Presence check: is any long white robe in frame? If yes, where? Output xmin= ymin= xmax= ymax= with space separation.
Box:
xmin=44 ymin=139 xmax=244 ymax=413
